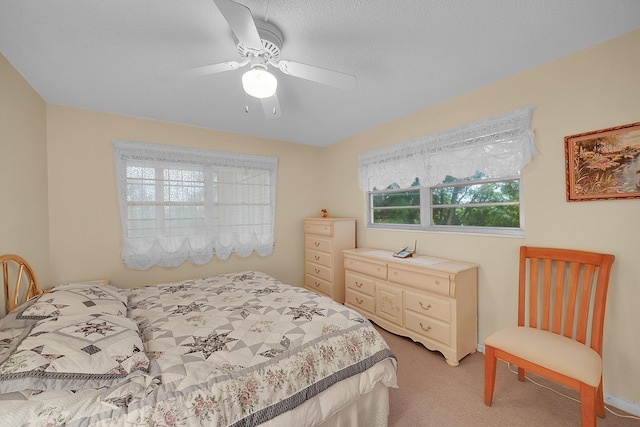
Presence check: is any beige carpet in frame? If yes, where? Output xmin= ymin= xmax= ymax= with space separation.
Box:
xmin=374 ymin=325 xmax=639 ymax=427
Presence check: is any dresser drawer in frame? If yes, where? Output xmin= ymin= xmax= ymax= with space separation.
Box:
xmin=405 ymin=311 xmax=451 ymax=346
xmin=304 ymin=221 xmax=334 ymax=236
xmin=346 ymin=289 xmax=375 ymax=316
xmin=344 ymin=257 xmax=387 ymax=280
xmin=305 ymin=274 xmax=332 ymax=297
xmin=404 ymin=290 xmax=450 ymax=323
xmin=345 ymin=271 xmax=376 ymax=296
xmin=305 ymin=235 xmax=332 ymax=252
xmin=305 ymin=261 xmax=332 ymax=282
xmin=305 ymin=249 xmax=331 ymax=267
xmin=388 ymin=265 xmax=450 ymax=297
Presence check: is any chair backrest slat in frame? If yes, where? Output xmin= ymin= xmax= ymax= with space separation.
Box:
xmin=517 ymin=246 xmax=614 ymax=354
xmin=551 ymin=260 xmax=566 ymax=334
xmin=0 ymin=254 xmax=42 ymax=315
xmin=564 ymin=261 xmax=581 ymax=339
xmin=540 ymin=258 xmax=552 ymax=330
xmin=576 ymin=263 xmax=596 ymax=342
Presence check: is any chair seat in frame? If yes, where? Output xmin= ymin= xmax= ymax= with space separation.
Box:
xmin=485 ymin=326 xmax=602 ymax=387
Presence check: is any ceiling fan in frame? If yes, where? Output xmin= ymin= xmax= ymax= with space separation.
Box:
xmin=174 ymin=0 xmax=357 ymax=119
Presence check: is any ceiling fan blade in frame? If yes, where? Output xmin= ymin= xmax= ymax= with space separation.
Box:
xmin=277 ymin=60 xmax=357 ymax=90
xmin=162 ymin=60 xmax=248 ymax=80
xmin=261 ymin=94 xmax=281 ymax=119
xmin=213 ymin=0 xmax=263 ymax=52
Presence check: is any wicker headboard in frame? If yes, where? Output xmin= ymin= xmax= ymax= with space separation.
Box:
xmin=1 ymin=254 xmax=42 ymax=315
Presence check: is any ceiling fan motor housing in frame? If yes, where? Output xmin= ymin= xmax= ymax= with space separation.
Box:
xmin=237 ymin=20 xmax=283 ymax=62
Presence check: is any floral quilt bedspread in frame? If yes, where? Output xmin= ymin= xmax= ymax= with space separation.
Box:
xmin=2 ymin=271 xmax=395 ymax=426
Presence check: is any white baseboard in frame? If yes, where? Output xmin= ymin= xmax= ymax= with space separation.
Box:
xmin=604 ymin=394 xmax=640 ymax=417
xmin=476 ymin=344 xmax=640 ymax=417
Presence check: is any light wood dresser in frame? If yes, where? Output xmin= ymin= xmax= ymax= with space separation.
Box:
xmin=303 ymin=218 xmax=356 ymax=303
xmin=343 ymin=248 xmax=478 ymax=366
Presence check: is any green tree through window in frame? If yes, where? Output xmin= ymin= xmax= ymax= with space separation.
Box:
xmin=368 ymin=172 xmax=522 ymax=235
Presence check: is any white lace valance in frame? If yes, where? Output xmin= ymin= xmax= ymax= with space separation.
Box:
xmin=358 ymin=106 xmax=535 ymax=190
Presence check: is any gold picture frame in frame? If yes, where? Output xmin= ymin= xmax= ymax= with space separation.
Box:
xmin=565 ymin=122 xmax=640 ymax=201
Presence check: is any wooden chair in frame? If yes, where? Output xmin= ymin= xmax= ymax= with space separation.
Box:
xmin=1 ymin=254 xmax=42 ymax=314
xmin=484 ymin=246 xmax=615 ymax=427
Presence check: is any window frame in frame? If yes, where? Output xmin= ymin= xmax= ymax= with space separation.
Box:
xmin=367 ymin=176 xmax=524 ymax=236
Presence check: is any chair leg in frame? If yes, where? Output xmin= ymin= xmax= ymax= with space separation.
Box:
xmin=484 ymin=345 xmax=497 ymax=406
xmin=580 ymin=383 xmax=597 ymax=427
xmin=596 ymin=380 xmax=605 ymax=418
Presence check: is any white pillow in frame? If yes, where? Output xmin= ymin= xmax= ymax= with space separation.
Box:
xmin=15 ymin=281 xmax=127 ymax=321
xmin=0 ymin=313 xmax=149 ymax=393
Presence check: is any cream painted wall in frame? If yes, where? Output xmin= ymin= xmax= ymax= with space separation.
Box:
xmin=324 ymin=30 xmax=640 ymax=405
xmin=0 ymin=53 xmax=50 ymax=311
xmin=45 ymin=105 xmax=323 ymax=289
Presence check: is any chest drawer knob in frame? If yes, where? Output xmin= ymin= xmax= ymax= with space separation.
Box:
xmin=314 ymin=241 xmax=320 ymax=247
xmin=314 ymin=268 xmax=320 ymax=273
xmin=419 ymin=302 xmax=432 ymax=310
xmin=420 ymin=323 xmax=432 ymax=332
xmin=356 ymin=297 xmax=363 ymax=304
xmin=314 ymin=255 xmax=320 ymax=260
xmin=355 ymin=281 xmax=363 ymax=288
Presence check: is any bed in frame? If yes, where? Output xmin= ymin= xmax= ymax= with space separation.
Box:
xmin=0 ymin=255 xmax=398 ymax=426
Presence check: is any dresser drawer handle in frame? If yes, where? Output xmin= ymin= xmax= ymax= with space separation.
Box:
xmin=314 ymin=282 xmax=320 ymax=288
xmin=435 ymin=280 xmax=440 ymax=285
xmin=355 ymin=281 xmax=363 ymax=288
xmin=314 ymin=255 xmax=320 ymax=261
xmin=355 ymin=297 xmax=363 ymax=304
xmin=420 ymin=323 xmax=432 ymax=332
xmin=314 ymin=268 xmax=320 ymax=273
xmin=314 ymin=242 xmax=320 ymax=247
xmin=419 ymin=302 xmax=432 ymax=310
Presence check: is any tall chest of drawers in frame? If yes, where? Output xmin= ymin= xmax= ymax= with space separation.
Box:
xmin=303 ymin=218 xmax=356 ymax=303
xmin=344 ymin=248 xmax=478 ymax=366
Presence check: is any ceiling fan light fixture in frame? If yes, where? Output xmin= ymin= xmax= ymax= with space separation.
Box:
xmin=242 ymin=68 xmax=277 ymax=98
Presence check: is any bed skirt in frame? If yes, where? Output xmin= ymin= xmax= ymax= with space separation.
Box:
xmin=262 ymin=358 xmax=396 ymax=427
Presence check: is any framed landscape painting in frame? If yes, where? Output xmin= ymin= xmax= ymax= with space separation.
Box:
xmin=565 ymin=122 xmax=640 ymax=201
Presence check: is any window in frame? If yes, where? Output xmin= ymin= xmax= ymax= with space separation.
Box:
xmin=368 ymin=174 xmax=522 ymax=235
xmin=370 ymin=181 xmax=421 ymax=226
xmin=431 ymin=175 xmax=521 ymax=229
xmin=125 ymin=162 xmax=206 ymax=238
xmin=113 ymin=140 xmax=277 ymax=269
xmin=360 ymin=107 xmax=534 ymax=235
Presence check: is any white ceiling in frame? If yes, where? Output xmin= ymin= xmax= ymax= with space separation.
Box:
xmin=1 ymin=1 xmax=639 ymax=147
